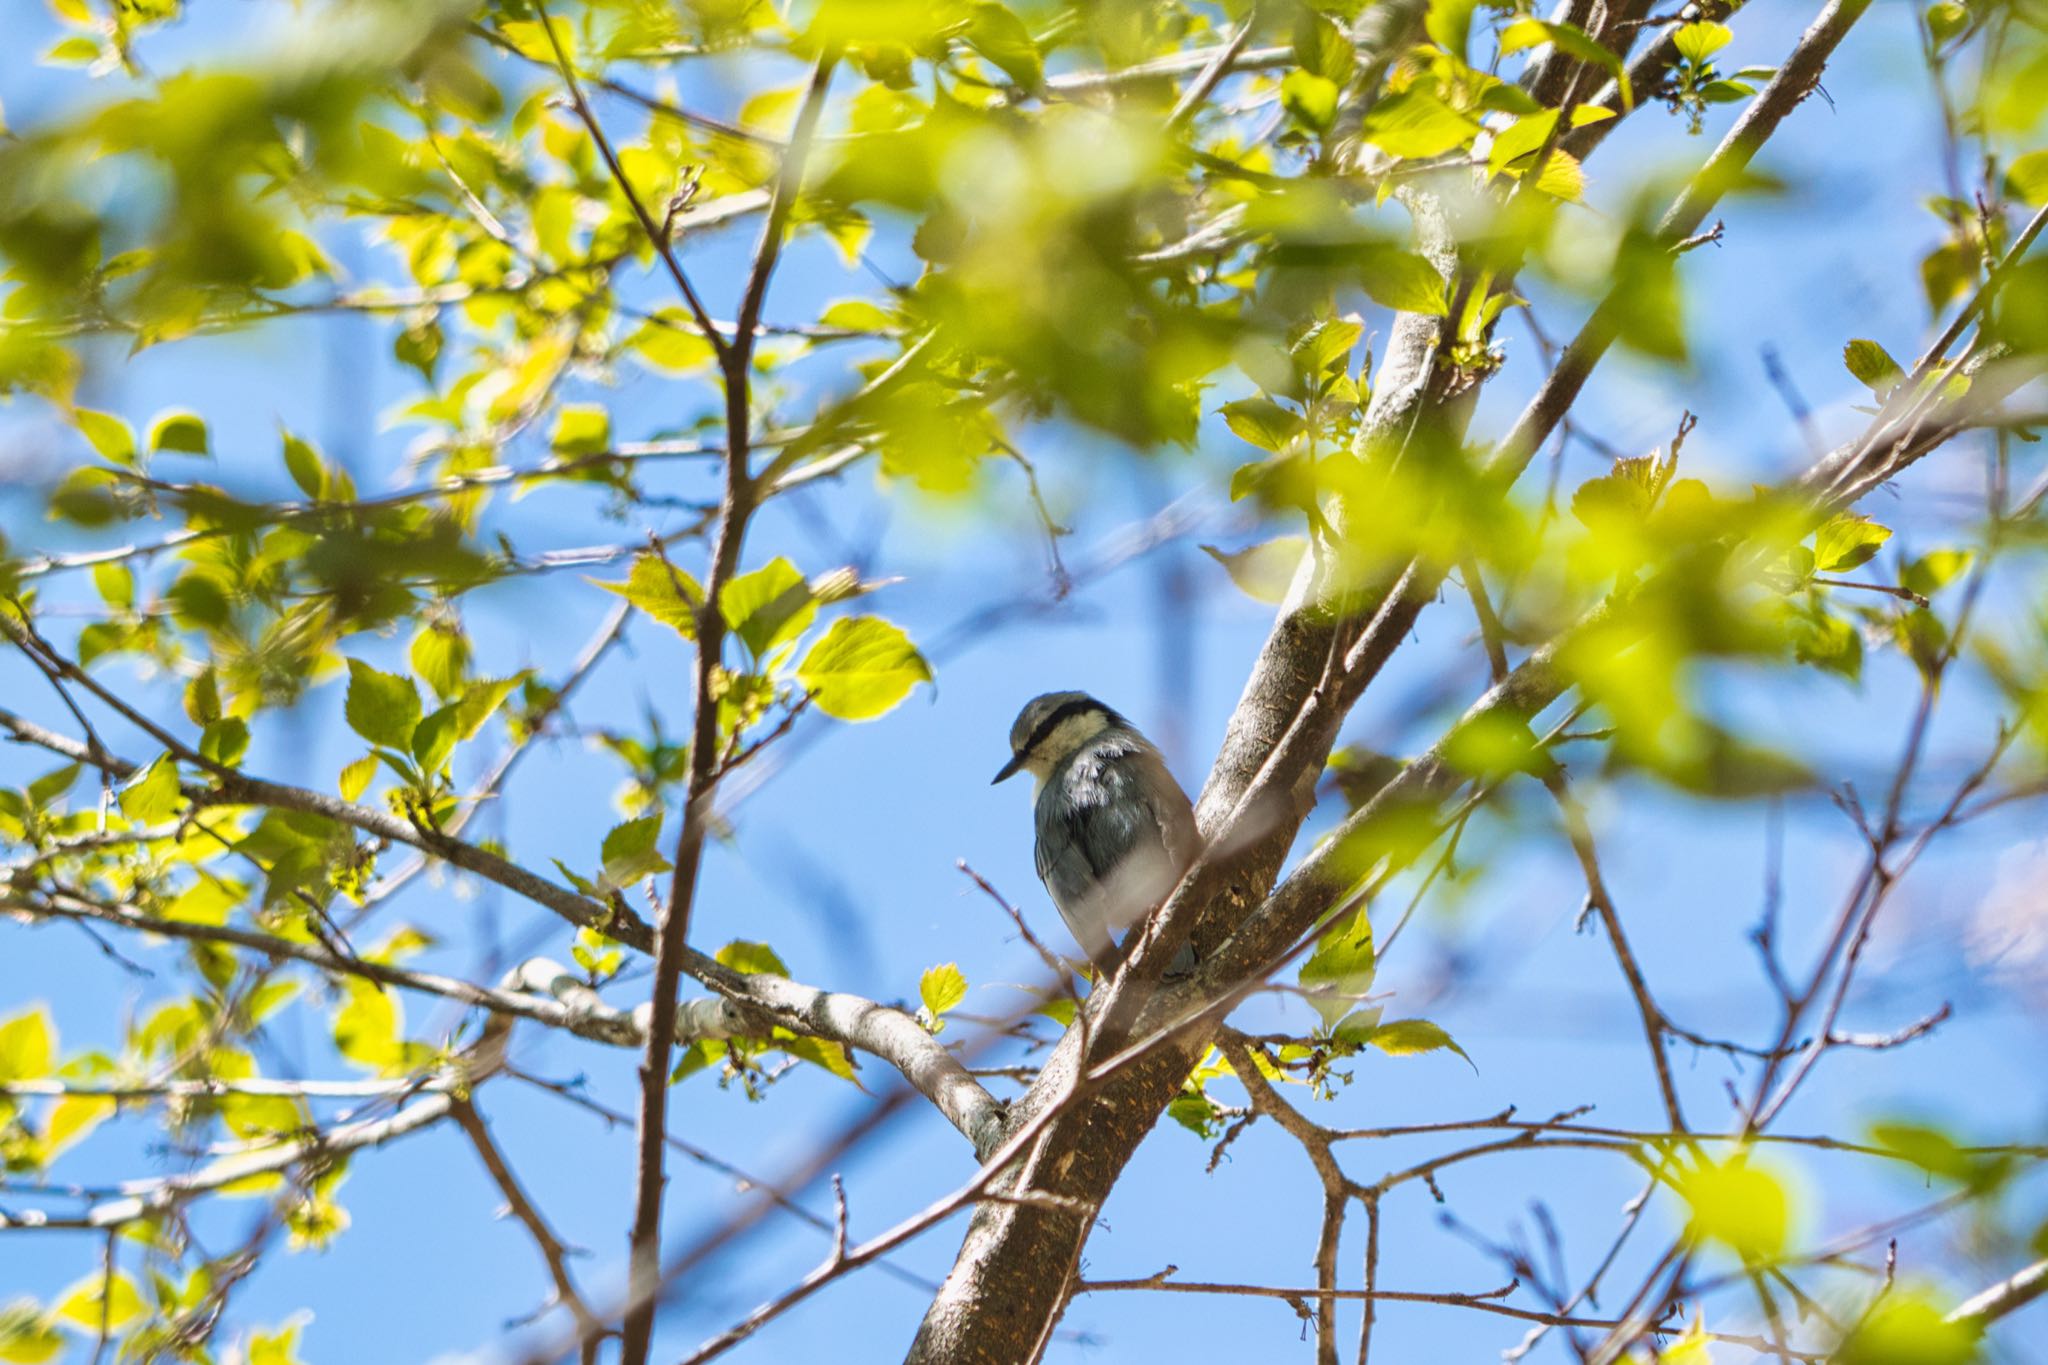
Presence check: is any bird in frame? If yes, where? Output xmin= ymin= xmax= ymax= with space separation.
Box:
xmin=992 ymin=691 xmax=1200 ymax=980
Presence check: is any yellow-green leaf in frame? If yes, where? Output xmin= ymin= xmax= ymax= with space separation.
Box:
xmin=596 ymin=553 xmax=703 ymax=638
xmin=1813 ymin=513 xmax=1892 ymax=573
xmin=54 ymin=1272 xmax=144 ymax=1333
xmin=920 ymin=962 xmax=967 ymax=1018
xmin=119 ymin=753 xmax=183 ymax=825
xmin=0 ymin=1009 xmax=54 ymax=1082
xmin=343 ymin=660 xmax=421 ymax=751
xmin=148 ymin=409 xmax=208 ymax=457
xmin=1201 ymin=537 xmax=1307 ymax=604
xmin=796 ymin=617 xmax=933 ymax=721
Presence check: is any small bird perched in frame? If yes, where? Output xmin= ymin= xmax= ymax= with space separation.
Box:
xmin=992 ymin=691 xmax=1200 ymax=979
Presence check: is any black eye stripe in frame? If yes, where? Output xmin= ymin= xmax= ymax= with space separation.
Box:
xmin=1017 ymin=699 xmax=1103 ymax=759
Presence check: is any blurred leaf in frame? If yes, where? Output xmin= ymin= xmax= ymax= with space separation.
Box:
xmin=0 ymin=1009 xmax=53 ymax=1081
xmin=601 ymin=814 xmax=672 ymax=886
xmin=338 ymin=755 xmax=378 ymax=803
xmin=54 ymin=1273 xmax=143 ymax=1332
xmin=1202 ymin=537 xmax=1307 ymax=604
xmin=200 ymin=717 xmax=249 ymax=767
xmin=119 ymin=752 xmax=182 ymax=824
xmin=0 ymin=1300 xmax=63 ymax=1363
xmin=2008 ymin=149 xmax=2048 ymax=206
xmin=1902 ymin=550 xmax=1971 ymax=598
xmin=964 ymin=2 xmax=1041 ymax=88
xmin=1299 ymin=914 xmax=1375 ymax=1029
xmin=1357 ymin=247 xmax=1449 ymax=315
xmin=551 ymin=405 xmax=611 ymax=457
xmin=148 ymin=409 xmax=208 ymax=457
xmin=720 ymin=558 xmax=817 ymax=659
xmin=717 ymin=940 xmax=789 ymax=977
xmin=73 ymin=409 xmax=134 ymax=466
xmin=1814 ymin=513 xmax=1892 ymax=572
xmin=597 ymin=554 xmax=703 ymax=638
xmin=1836 ymin=1294 xmax=1981 ymax=1365
xmin=1682 ymin=1157 xmax=1787 ymax=1260
xmin=1360 ymin=88 xmax=1479 ymax=159
xmin=1296 ymin=8 xmax=1355 ymax=81
xmin=1280 ymin=70 xmax=1339 ymax=130
xmin=1843 ymin=338 xmax=1904 ymax=394
xmin=343 ymin=660 xmax=421 ymax=752
xmin=1219 ymin=397 xmax=1303 ymax=452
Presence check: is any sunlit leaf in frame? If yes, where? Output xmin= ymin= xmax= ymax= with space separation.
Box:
xmin=796 ymin=617 xmax=932 ymax=721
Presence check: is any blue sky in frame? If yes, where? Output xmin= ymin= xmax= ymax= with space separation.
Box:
xmin=3 ymin=2 xmax=2047 ymax=1362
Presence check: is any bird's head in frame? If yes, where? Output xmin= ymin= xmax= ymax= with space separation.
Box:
xmin=992 ymin=691 xmax=1127 ymax=785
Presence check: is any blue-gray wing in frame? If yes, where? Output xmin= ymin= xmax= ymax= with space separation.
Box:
xmin=1035 ymin=746 xmax=1196 ymax=970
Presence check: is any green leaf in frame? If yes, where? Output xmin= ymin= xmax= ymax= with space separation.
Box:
xmin=0 ymin=1008 xmax=54 ymax=1081
xmin=1813 ymin=513 xmax=1892 ymax=572
xmin=1294 ymin=7 xmax=1355 ymax=82
xmin=1902 ymin=549 xmax=1972 ymax=598
xmin=1699 ymin=79 xmax=1756 ymax=103
xmin=1681 ymin=1158 xmax=1786 ymax=1259
xmin=73 ymin=409 xmax=135 ymax=466
xmin=148 ymin=410 xmax=209 ymax=457
xmin=1501 ymin=18 xmax=1631 ymax=108
xmin=551 ymin=405 xmax=611 ymax=457
xmin=1837 ymin=1295 xmax=1981 ymax=1365
xmin=1359 ymin=87 xmax=1479 ymax=159
xmin=1298 ymin=914 xmax=1375 ymax=1029
xmin=601 ymin=814 xmax=672 ymax=886
xmin=796 ymin=617 xmax=933 ymax=721
xmin=1357 ymin=247 xmax=1449 ymax=315
xmin=199 ymin=717 xmax=249 ymax=768
xmin=343 ymin=659 xmax=422 ymax=752
xmin=1790 ymin=608 xmax=1862 ymax=684
xmin=919 ymin=962 xmax=968 ymax=1020
xmin=1290 ymin=318 xmax=1363 ymax=376
xmin=627 ymin=312 xmax=719 ymax=374
xmin=597 ymin=553 xmax=703 ymax=638
xmin=1280 ymin=70 xmax=1339 ymax=130
xmin=720 ymin=557 xmax=818 ymax=659
xmin=0 ymin=1299 xmax=64 ymax=1363
xmin=1672 ymin=20 xmax=1733 ymax=61
xmin=27 ymin=764 xmax=79 ymax=808
xmin=1201 ymin=537 xmax=1308 ymax=604
xmin=246 ymin=1320 xmax=308 ymax=1365
xmin=777 ymin=1031 xmax=860 ymax=1083
xmin=717 ymin=940 xmax=790 ymax=977
xmin=2007 ymin=149 xmax=2048 ymax=206
xmin=1842 ymin=338 xmax=1905 ymax=394
xmin=119 ymin=753 xmax=183 ymax=825
xmin=1924 ymin=0 xmax=1968 ymax=42
xmin=1333 ymin=1007 xmax=1385 ymax=1046
xmin=332 ymin=980 xmax=403 ymax=1072
xmin=410 ymin=625 xmax=469 ymax=701
xmin=92 ymin=561 xmax=134 ymax=610
xmin=1368 ymin=1018 xmax=1473 ymax=1067
xmin=338 ymin=755 xmax=378 ymax=803
xmin=411 ymin=704 xmax=460 ymax=774
xmin=1425 ymin=0 xmax=1477 ymax=62
xmin=54 ymin=1273 xmax=144 ymax=1333
xmin=1486 ymin=105 xmax=1616 ymax=180
xmin=964 ymin=2 xmax=1042 ymax=88
xmin=282 ymin=430 xmax=325 ymax=500
xmin=1219 ymin=397 xmax=1303 ymax=452
xmin=453 ymin=676 xmax=521 ymax=741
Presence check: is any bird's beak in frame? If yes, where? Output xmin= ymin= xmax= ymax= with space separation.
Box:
xmin=991 ymin=751 xmax=1025 ymax=785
